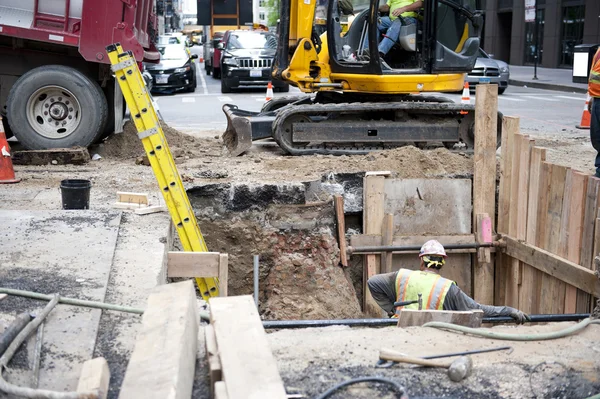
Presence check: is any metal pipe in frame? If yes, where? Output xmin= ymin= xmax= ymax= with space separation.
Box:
xmin=349 ymin=242 xmax=495 ymax=255
xmin=253 ymin=255 xmax=259 ymax=308
xmin=262 ymin=313 xmax=591 ymax=329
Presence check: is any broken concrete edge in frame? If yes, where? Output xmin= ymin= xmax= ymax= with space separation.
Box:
xmin=118 ymin=281 xmax=198 ymax=399
xmin=186 ymin=171 xmax=475 ymax=216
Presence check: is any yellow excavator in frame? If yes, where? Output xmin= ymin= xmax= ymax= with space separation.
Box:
xmin=223 ymin=0 xmax=498 ymax=155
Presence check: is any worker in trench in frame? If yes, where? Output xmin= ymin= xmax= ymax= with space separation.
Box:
xmin=367 ymin=240 xmax=530 ymax=323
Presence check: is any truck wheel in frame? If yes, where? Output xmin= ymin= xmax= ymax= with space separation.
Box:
xmin=7 ymin=65 xmax=108 ymax=150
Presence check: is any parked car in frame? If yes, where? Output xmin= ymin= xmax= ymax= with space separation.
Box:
xmin=465 ymin=49 xmax=509 ymax=95
xmin=204 ymin=32 xmax=224 ymax=78
xmin=145 ymin=45 xmax=198 ymax=93
xmin=219 ymin=30 xmax=289 ymax=93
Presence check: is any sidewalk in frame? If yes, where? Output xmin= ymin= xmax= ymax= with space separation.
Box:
xmin=508 ymin=65 xmax=588 ymax=94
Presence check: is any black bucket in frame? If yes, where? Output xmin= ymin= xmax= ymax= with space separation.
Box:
xmin=60 ymin=179 xmax=92 ymax=210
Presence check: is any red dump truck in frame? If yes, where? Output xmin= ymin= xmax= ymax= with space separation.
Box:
xmin=0 ymin=0 xmax=159 ymax=149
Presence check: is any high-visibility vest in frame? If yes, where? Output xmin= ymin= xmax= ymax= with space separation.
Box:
xmin=394 ymin=268 xmax=454 ymax=310
xmin=589 ymin=48 xmax=600 ymax=98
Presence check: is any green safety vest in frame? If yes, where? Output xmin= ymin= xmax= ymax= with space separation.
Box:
xmin=589 ymin=48 xmax=600 ymax=98
xmin=394 ymin=268 xmax=454 ymax=310
xmin=386 ymin=0 xmax=419 ymax=20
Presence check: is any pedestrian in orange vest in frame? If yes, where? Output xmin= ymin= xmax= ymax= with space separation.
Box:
xmin=588 ymin=47 xmax=600 ymax=177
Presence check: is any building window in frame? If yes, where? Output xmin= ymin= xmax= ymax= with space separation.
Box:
xmin=259 ymin=0 xmax=265 ymax=7
xmin=259 ymin=11 xmax=266 ymax=21
xmin=524 ymin=9 xmax=544 ymax=65
xmin=559 ymin=5 xmax=585 ymax=67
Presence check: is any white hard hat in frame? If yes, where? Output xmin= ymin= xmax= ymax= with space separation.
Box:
xmin=419 ymin=239 xmax=447 ymax=258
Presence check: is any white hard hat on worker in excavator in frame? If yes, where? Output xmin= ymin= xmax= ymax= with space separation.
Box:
xmin=419 ymin=240 xmax=447 ymax=258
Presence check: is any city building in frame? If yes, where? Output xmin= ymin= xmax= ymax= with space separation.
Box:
xmin=483 ymin=0 xmax=600 ymax=68
xmin=253 ymin=0 xmax=272 ymax=26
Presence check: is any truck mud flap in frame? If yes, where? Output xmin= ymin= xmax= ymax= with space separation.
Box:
xmin=222 ymin=104 xmax=276 ymax=156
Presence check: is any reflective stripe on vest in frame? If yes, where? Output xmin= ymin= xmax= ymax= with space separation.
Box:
xmin=589 ymin=49 xmax=600 ymax=98
xmin=394 ymin=268 xmax=454 ymax=310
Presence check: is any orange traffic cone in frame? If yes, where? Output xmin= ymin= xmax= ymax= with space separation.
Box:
xmin=265 ymin=82 xmax=274 ymax=102
xmin=0 ymin=120 xmax=20 ymax=184
xmin=460 ymin=82 xmax=470 ymax=115
xmin=199 ymin=56 xmax=204 ymax=63
xmin=576 ymin=92 xmax=591 ymax=129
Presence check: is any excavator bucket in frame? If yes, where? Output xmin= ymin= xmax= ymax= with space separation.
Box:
xmin=222 ymin=104 xmax=276 ymax=156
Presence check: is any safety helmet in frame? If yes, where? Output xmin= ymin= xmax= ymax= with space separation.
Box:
xmin=419 ymin=239 xmax=447 ymax=258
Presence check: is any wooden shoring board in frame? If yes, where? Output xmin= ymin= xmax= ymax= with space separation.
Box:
xmin=533 ymin=162 xmax=552 ymax=312
xmin=520 ymin=146 xmax=546 ymax=313
xmin=363 ymin=175 xmax=386 ymax=318
xmin=472 ymin=84 xmax=498 ymax=305
xmin=381 ymin=213 xmax=394 ymax=273
xmin=505 ymin=127 xmax=523 ymax=308
xmin=496 ymin=116 xmax=516 ymax=305
xmin=503 ymin=236 xmax=600 ymax=297
xmin=539 ymin=164 xmax=569 ymax=314
xmin=578 ymin=177 xmax=600 ymax=312
xmin=210 ymin=296 xmax=287 ymax=399
xmin=561 ymin=170 xmax=587 ymax=313
xmin=333 ymin=195 xmax=348 ymax=267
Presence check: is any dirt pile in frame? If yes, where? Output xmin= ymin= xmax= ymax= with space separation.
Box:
xmin=95 ymin=121 xmax=218 ymax=159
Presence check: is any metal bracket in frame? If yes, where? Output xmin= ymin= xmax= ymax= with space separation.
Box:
xmin=138 ymin=127 xmax=159 ymax=140
xmin=110 ymin=58 xmax=135 ymax=73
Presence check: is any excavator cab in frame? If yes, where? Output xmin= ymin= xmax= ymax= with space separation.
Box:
xmin=222 ymin=0 xmax=497 ymax=156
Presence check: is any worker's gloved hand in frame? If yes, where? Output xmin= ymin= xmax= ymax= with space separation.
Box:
xmin=509 ymin=308 xmax=531 ymax=325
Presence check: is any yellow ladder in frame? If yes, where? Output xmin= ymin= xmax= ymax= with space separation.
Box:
xmin=106 ymin=43 xmax=219 ymax=300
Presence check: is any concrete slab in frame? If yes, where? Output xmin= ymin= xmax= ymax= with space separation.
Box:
xmin=0 ymin=210 xmax=121 ymax=391
xmin=383 ymin=179 xmax=473 ymax=295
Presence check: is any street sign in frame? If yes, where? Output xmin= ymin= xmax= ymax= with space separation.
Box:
xmin=525 ymin=0 xmax=536 ymax=22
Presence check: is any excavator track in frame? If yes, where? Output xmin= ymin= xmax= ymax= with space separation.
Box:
xmin=272 ymin=101 xmax=480 ymax=156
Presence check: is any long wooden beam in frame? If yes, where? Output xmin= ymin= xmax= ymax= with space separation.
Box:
xmin=502 ymin=236 xmax=600 ymax=297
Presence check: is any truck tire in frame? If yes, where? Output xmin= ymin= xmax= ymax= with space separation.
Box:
xmin=7 ymin=65 xmax=108 ymax=150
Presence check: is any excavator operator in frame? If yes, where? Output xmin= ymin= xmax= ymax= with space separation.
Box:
xmin=367 ymin=240 xmax=531 ymax=323
xmin=361 ymin=0 xmax=422 ymax=61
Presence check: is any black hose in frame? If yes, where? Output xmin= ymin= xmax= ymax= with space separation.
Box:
xmin=315 ymin=377 xmax=406 ymax=399
xmin=262 ymin=313 xmax=591 ymax=329
xmin=0 ymin=313 xmax=31 ymax=357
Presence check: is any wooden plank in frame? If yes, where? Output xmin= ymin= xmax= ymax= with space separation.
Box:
xmin=503 ymin=236 xmax=600 ymax=297
xmin=210 ymin=295 xmax=287 ymax=399
xmin=167 ymin=252 xmax=221 ymax=278
xmin=214 ymin=382 xmax=228 ymax=399
xmin=117 ymin=192 xmax=149 ymax=205
xmin=472 ymin=84 xmax=498 ymax=305
xmin=498 ymin=112 xmax=516 ymax=235
xmin=113 ymin=202 xmax=149 ymax=210
xmin=381 ymin=213 xmax=394 ymax=273
xmin=363 ymin=175 xmax=385 ymax=318
xmin=561 ymin=170 xmax=587 ymax=313
xmin=475 ymin=214 xmax=491 ymax=264
xmin=541 ymin=164 xmax=569 ymax=314
xmin=514 ymin=137 xmax=532 ymax=309
xmin=505 ymin=126 xmax=523 ymax=308
xmin=578 ymin=177 xmax=600 ymax=312
xmin=580 ymin=177 xmax=600 ymax=269
xmin=77 ymin=358 xmax=110 ymax=399
xmin=135 ymin=205 xmax=167 ymax=215
xmin=12 ymin=147 xmax=91 ymax=165
xmin=365 ymin=171 xmax=391 ymax=176
xmin=119 ymin=281 xmax=199 ymax=399
xmin=333 ymin=195 xmax=348 ymax=267
xmin=218 ymin=254 xmax=228 ymax=297
xmin=205 ymin=325 xmax=222 ymax=399
xmin=519 ymin=146 xmax=546 ymax=314
xmin=397 ymin=309 xmax=484 ymax=328
xmin=532 ymin=162 xmax=552 ymax=313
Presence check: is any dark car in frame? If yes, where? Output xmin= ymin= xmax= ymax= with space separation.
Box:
xmin=219 ymin=30 xmax=289 ymax=93
xmin=145 ymin=45 xmax=198 ymax=93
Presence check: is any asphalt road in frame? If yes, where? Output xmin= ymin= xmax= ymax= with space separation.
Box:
xmin=156 ymin=45 xmax=588 ymax=138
